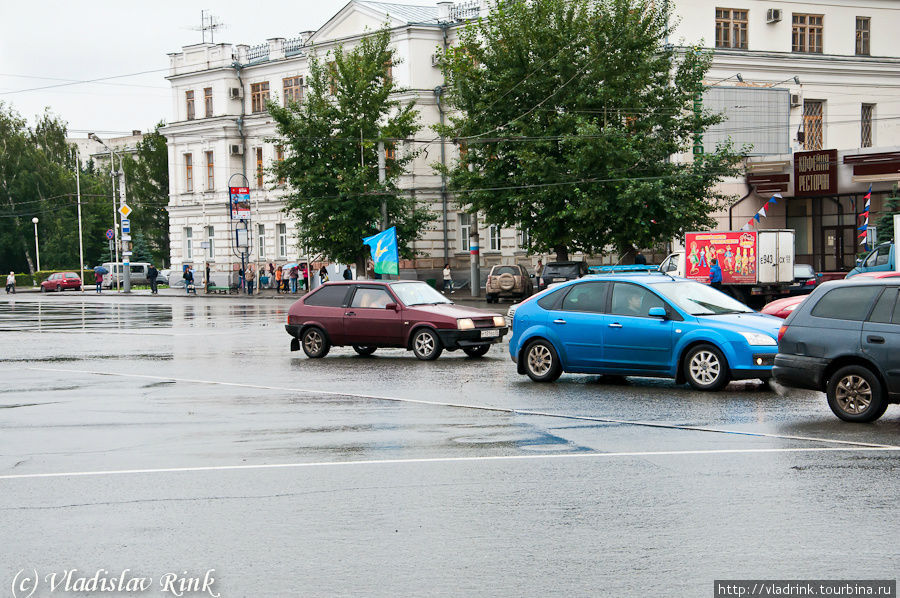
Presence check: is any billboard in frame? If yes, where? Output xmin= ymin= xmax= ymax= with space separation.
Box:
xmin=229 ymin=186 xmax=251 ymax=219
xmin=685 ymin=231 xmax=758 ymax=285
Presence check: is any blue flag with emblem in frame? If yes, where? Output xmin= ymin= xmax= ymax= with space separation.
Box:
xmin=363 ymin=226 xmax=399 ymax=275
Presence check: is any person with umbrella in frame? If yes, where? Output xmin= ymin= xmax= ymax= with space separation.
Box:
xmin=93 ymin=266 xmax=108 ymax=294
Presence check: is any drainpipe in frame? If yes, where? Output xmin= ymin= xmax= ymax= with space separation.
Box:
xmin=437 ymin=22 xmax=450 ymax=264
xmin=232 ymin=61 xmax=247 ymax=177
xmin=729 ymin=183 xmax=755 ymax=230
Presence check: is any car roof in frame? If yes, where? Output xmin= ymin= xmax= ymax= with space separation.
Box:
xmin=819 ymin=277 xmax=900 ymax=290
xmin=319 ymin=280 xmax=427 ymax=286
xmin=581 ymin=272 xmax=682 ymax=285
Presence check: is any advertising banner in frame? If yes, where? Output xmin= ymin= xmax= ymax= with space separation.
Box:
xmin=229 ymin=186 xmax=251 ymax=220
xmin=685 ymin=231 xmax=757 ymax=284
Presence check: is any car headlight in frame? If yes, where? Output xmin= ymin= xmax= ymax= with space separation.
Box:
xmin=493 ymin=316 xmax=506 ymax=327
xmin=457 ymin=318 xmax=475 ymax=330
xmin=739 ymin=332 xmax=777 ymax=346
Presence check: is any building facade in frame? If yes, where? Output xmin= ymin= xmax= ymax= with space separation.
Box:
xmin=163 ymin=0 xmax=900 ymax=279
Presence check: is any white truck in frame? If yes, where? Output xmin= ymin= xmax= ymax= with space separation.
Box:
xmin=658 ymin=230 xmax=795 ymax=306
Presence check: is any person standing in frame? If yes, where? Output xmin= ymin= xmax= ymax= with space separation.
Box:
xmin=147 ymin=265 xmax=159 ymax=295
xmin=268 ymin=263 xmax=276 ymax=289
xmin=442 ymin=263 xmax=453 ymax=294
xmin=300 ymin=263 xmax=308 ymax=291
xmin=5 ymin=271 xmax=15 ymax=294
xmin=94 ymin=270 xmax=103 ymax=294
xmin=319 ymin=266 xmax=329 ymax=285
xmin=708 ymin=258 xmax=723 ymax=291
xmin=535 ymin=259 xmax=544 ymax=279
xmin=342 ymin=265 xmax=352 ymax=280
xmin=634 ymin=250 xmax=647 ymax=265
xmin=246 ymin=265 xmax=256 ymax=295
xmin=289 ymin=265 xmax=299 ymax=294
xmin=275 ymin=266 xmax=283 ymax=294
xmin=205 ymin=263 xmax=211 ymax=294
xmin=184 ymin=266 xmax=195 ymax=294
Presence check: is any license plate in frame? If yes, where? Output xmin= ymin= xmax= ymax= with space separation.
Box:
xmin=552 ymin=277 xmax=566 ymax=282
xmin=481 ymin=329 xmax=500 ymax=338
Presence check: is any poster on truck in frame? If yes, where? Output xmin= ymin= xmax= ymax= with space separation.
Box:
xmin=685 ymin=231 xmax=757 ymax=284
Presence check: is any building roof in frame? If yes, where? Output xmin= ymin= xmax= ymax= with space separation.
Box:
xmin=356 ymin=1 xmax=438 ymax=24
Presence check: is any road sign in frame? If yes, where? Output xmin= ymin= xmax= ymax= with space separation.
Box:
xmin=123 ymin=251 xmax=133 ymax=257
xmin=105 ymin=229 xmax=114 ymax=240
xmin=118 ymin=204 xmax=132 ymax=218
xmin=121 ymin=219 xmax=131 ymax=234
xmin=121 ymin=234 xmax=131 ymax=242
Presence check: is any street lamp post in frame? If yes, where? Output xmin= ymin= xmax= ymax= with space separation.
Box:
xmin=31 ymin=217 xmax=40 ymax=272
xmin=89 ymin=133 xmax=129 ymax=293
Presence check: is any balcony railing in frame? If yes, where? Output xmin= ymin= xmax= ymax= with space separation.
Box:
xmin=247 ymin=43 xmax=269 ymax=64
xmin=284 ymin=36 xmax=305 ymax=57
xmin=450 ymin=1 xmax=481 ymax=21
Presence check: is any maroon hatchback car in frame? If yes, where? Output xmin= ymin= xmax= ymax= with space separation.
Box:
xmin=40 ymin=272 xmax=82 ymax=292
xmin=286 ymin=280 xmax=508 ymax=360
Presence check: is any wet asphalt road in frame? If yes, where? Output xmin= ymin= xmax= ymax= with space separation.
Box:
xmin=1 ymin=292 xmax=898 ymax=598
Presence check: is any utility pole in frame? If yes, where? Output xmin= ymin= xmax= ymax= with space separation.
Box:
xmin=111 ymin=152 xmax=120 ymax=291
xmin=75 ymin=149 xmax=85 ymax=292
xmin=378 ymin=141 xmax=387 ymax=229
xmin=469 ymin=212 xmax=480 ymax=297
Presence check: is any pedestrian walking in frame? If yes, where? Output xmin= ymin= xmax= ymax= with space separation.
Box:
xmin=246 ymin=265 xmax=256 ymax=295
xmin=238 ymin=266 xmax=245 ymax=292
xmin=275 ymin=266 xmax=283 ymax=294
xmin=535 ymin=259 xmax=544 ymax=279
xmin=205 ymin=263 xmax=211 ymax=294
xmin=342 ymin=265 xmax=352 ymax=280
xmin=708 ymin=258 xmax=723 ymax=291
xmin=5 ymin=271 xmax=15 ymax=294
xmin=268 ymin=262 xmax=276 ymax=289
xmin=183 ymin=266 xmax=196 ymax=295
xmin=289 ymin=265 xmax=299 ymax=294
xmin=442 ymin=263 xmax=453 ymax=294
xmin=95 ymin=270 xmax=103 ymax=294
xmin=147 ymin=265 xmax=159 ymax=294
xmin=319 ymin=266 xmax=329 ymax=285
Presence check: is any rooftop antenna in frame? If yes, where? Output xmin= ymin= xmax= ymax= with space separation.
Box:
xmin=190 ymin=10 xmax=226 ymax=44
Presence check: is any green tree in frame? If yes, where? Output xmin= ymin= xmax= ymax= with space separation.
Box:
xmin=269 ymin=28 xmax=432 ymax=273
xmin=123 ymin=123 xmax=170 ymax=267
xmin=876 ymin=184 xmax=900 ymax=245
xmin=437 ymin=0 xmax=743 ymax=260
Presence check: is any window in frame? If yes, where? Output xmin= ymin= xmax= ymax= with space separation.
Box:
xmin=792 ymin=14 xmax=823 ymax=53
xmin=489 ymin=224 xmax=501 ymax=251
xmin=715 ymin=8 xmax=748 ymax=49
xmin=283 ymin=76 xmax=303 ymax=106
xmin=803 ymin=100 xmax=823 ymax=150
xmin=186 ymin=90 xmax=195 ymax=120
xmin=305 ymin=285 xmax=350 ymax=307
xmin=276 ymin=145 xmax=285 ymax=184
xmin=185 ymin=153 xmax=193 ymax=192
xmin=458 ymin=213 xmax=471 ymax=251
xmin=518 ymin=228 xmax=531 ymax=248
xmin=856 ymin=17 xmax=870 ymax=56
xmin=184 ymin=227 xmax=193 ymax=259
xmin=811 ymin=286 xmax=880 ymax=321
xmin=864 ymin=245 xmax=890 ymax=268
xmin=206 ymin=226 xmax=215 ymax=260
xmin=351 ymin=287 xmax=394 ymax=309
xmin=255 ymin=147 xmax=264 ymax=188
xmin=861 ymin=104 xmax=874 ymax=148
xmin=610 ymin=283 xmax=666 ymax=317
xmin=204 ymin=87 xmax=213 ymax=117
xmin=250 ymin=81 xmax=269 ymax=113
xmin=205 ymin=151 xmax=214 ymax=190
xmin=537 ymin=287 xmax=567 ymax=310
xmin=868 ymin=288 xmax=898 ymax=324
xmin=257 ymin=224 xmax=266 ymax=259
xmin=277 ymin=223 xmax=287 ymax=258
xmin=561 ymin=282 xmax=608 ymax=313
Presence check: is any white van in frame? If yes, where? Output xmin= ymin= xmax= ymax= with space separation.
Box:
xmin=100 ymin=262 xmax=154 ymax=288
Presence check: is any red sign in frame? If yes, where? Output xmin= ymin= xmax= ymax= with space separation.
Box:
xmin=229 ymin=186 xmax=250 ymax=219
xmin=685 ymin=231 xmax=757 ymax=284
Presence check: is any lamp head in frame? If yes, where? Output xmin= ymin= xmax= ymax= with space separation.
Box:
xmin=736 ymin=74 xmax=744 ymax=83
xmin=32 ymin=217 xmax=39 ymax=224
xmin=793 ymin=76 xmax=800 ymax=85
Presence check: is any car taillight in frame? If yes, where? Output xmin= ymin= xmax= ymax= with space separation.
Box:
xmin=805 ymin=279 xmax=816 ymax=286
xmin=777 ymin=324 xmax=788 ymax=343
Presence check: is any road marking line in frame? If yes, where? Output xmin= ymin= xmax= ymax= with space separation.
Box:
xmin=26 ymin=366 xmax=900 ymax=450
xmin=2 ymin=447 xmax=898 ymax=481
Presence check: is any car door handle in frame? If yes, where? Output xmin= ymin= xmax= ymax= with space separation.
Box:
xmin=867 ymin=335 xmax=885 ymax=344
xmin=608 ymin=323 xmax=623 ymax=328
xmin=345 ymin=311 xmax=356 ymax=316
xmin=553 ymin=319 xmax=566 ymax=325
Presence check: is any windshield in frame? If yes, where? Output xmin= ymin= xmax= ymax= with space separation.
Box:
xmin=391 ymin=282 xmax=453 ymax=306
xmin=656 ymin=281 xmax=754 ymax=315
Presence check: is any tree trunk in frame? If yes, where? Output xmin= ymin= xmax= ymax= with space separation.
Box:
xmin=554 ymin=245 xmax=569 ymax=262
xmin=356 ymin=248 xmax=368 ymax=280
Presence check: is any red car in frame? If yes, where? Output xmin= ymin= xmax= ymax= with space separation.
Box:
xmin=40 ymin=272 xmax=82 ymax=292
xmin=760 ymin=295 xmax=805 ymax=319
xmin=286 ymin=280 xmax=508 ymax=360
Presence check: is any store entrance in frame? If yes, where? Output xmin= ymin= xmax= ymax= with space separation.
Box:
xmin=822 ymin=225 xmax=856 ymax=271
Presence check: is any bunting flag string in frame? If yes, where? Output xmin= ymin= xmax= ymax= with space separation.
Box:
xmin=741 ymin=193 xmax=781 ymax=231
xmin=858 ymin=185 xmax=872 ymax=249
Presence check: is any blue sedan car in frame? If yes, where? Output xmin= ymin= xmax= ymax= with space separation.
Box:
xmin=507 ymin=274 xmax=781 ymax=390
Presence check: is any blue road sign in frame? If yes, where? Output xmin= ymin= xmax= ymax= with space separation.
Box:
xmin=106 ymin=229 xmax=114 ymax=240
xmin=121 ymin=219 xmax=130 ymax=234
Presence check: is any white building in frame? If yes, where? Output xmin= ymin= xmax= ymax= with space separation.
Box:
xmin=163 ymin=0 xmax=900 ymax=278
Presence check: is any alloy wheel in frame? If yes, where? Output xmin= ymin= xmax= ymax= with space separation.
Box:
xmin=689 ymin=350 xmax=721 ymax=386
xmin=834 ymin=374 xmax=872 ymax=415
xmin=528 ymin=344 xmax=553 ymax=377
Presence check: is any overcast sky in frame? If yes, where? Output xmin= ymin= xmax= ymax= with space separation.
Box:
xmin=0 ymin=0 xmax=422 ymax=137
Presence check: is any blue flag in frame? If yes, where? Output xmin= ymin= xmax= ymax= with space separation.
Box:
xmin=363 ymin=227 xmax=399 ymax=275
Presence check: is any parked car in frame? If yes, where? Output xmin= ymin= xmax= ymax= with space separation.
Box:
xmin=537 ymin=261 xmax=589 ymax=293
xmin=760 ymin=296 xmax=806 ymax=319
xmin=846 ymin=242 xmax=894 ymax=278
xmin=485 ymin=264 xmax=533 ymax=303
xmin=854 ymin=271 xmax=900 ymax=280
xmin=773 ymin=278 xmax=900 ymax=422
xmin=40 ymin=272 xmax=82 ymax=292
xmin=508 ymin=273 xmax=781 ymax=390
xmin=286 ymin=280 xmax=508 ymax=360
xmin=787 ymin=263 xmax=820 ymax=295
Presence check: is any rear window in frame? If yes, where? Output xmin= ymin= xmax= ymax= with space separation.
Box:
xmin=304 ymin=285 xmax=349 ymax=307
xmin=493 ymin=266 xmax=518 ymax=276
xmin=810 ymin=286 xmax=881 ymax=321
xmin=793 ymin=264 xmax=815 ymax=278
xmin=543 ymin=264 xmax=579 ymax=279
xmin=868 ymin=288 xmax=899 ymax=324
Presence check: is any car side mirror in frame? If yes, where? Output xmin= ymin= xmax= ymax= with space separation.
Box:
xmin=385 ymin=302 xmax=399 ymax=311
xmin=648 ymin=307 xmax=667 ymax=319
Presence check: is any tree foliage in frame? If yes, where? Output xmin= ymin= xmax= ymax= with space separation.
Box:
xmin=269 ymin=28 xmax=432 ymax=269
xmin=122 ymin=123 xmax=171 ymax=266
xmin=437 ymin=0 xmax=744 ymax=260
xmin=876 ymin=184 xmax=900 ymax=245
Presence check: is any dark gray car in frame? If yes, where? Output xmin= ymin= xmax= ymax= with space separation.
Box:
xmin=773 ymin=278 xmax=900 ymax=422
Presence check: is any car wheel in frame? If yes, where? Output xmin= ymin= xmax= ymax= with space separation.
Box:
xmin=684 ymin=344 xmax=730 ymax=391
xmin=411 ymin=328 xmax=443 ymax=361
xmin=56 ymin=285 xmax=62 ymax=292
xmin=352 ymin=345 xmax=377 ymax=357
xmin=826 ymin=365 xmax=888 ymax=423
xmin=301 ymin=327 xmax=330 ymax=358
xmin=523 ymin=339 xmax=562 ymax=382
xmin=462 ymin=345 xmax=490 ymax=358
xmin=40 ymin=285 xmax=46 ymax=293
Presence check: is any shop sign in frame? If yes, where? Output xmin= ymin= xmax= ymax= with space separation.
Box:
xmin=794 ymin=149 xmax=837 ymax=197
